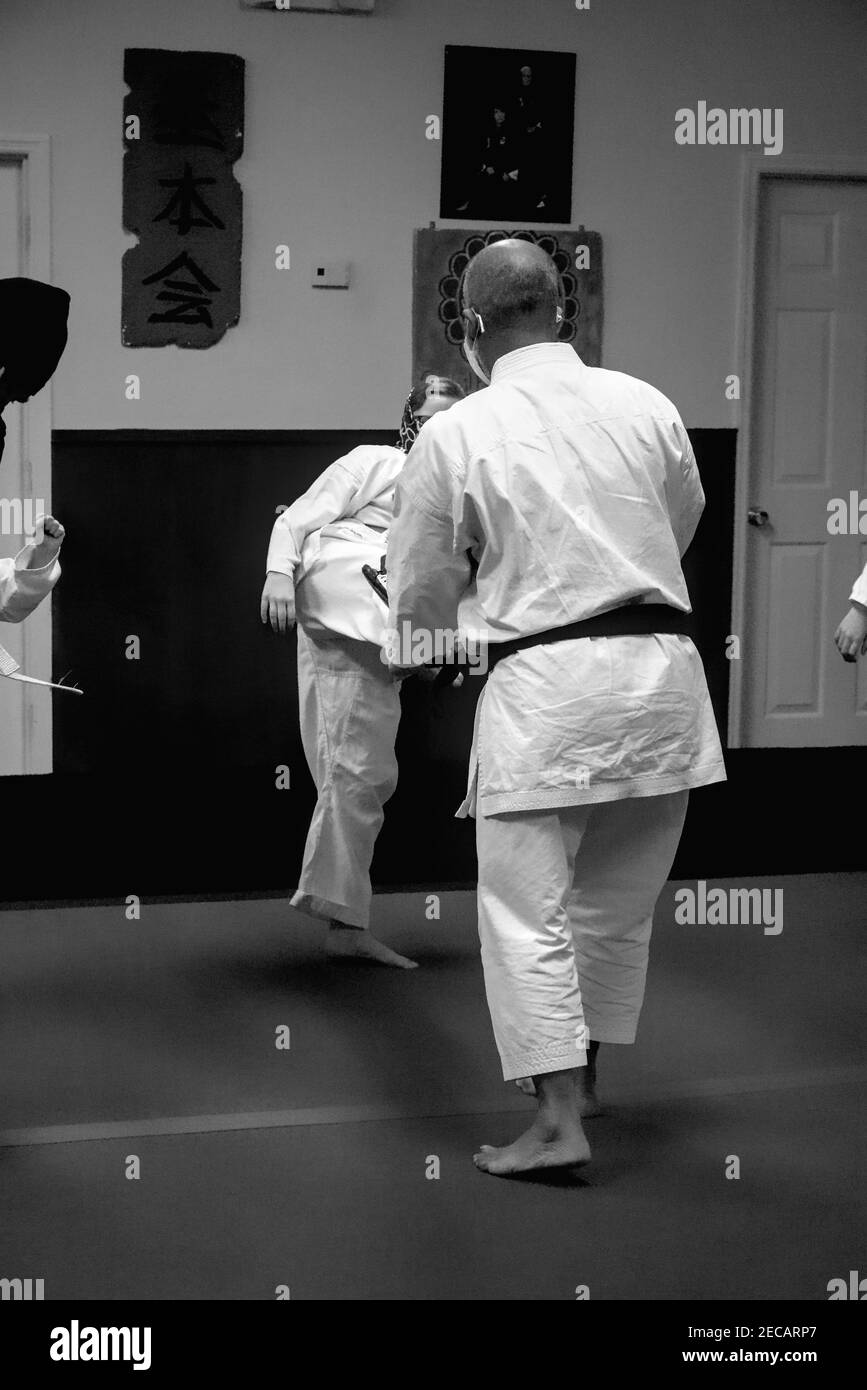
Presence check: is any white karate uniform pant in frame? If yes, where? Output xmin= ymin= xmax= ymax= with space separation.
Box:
xmin=291 ymin=624 xmax=401 ymax=929
xmin=476 ymin=791 xmax=689 ymax=1080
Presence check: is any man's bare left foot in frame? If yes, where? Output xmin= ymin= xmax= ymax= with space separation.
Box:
xmin=474 ymin=1113 xmax=590 ymax=1177
xmin=477 ymin=1069 xmax=590 ymax=1177
xmin=326 ymin=925 xmax=418 ymax=970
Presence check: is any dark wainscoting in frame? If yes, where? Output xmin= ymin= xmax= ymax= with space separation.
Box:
xmin=0 ymin=426 xmax=861 ymax=906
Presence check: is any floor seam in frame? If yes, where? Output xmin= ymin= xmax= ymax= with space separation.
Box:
xmin=3 ymin=1062 xmax=864 ymax=1148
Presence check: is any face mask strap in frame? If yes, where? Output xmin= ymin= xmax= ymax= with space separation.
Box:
xmin=463 ymin=308 xmax=485 ymax=364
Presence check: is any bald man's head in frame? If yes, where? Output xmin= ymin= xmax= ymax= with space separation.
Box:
xmin=462 ymin=239 xmax=560 ymax=339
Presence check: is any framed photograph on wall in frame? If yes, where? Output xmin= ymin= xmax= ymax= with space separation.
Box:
xmin=439 ymin=45 xmax=577 ymax=224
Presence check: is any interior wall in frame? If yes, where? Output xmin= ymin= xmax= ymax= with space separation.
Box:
xmin=1 ymin=0 xmax=866 ymax=431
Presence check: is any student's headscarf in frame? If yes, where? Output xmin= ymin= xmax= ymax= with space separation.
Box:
xmin=397 ymin=374 xmax=465 ymax=453
xmin=0 ymin=277 xmax=71 ymax=464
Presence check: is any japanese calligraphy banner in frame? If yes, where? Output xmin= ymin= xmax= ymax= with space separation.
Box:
xmin=122 ymin=49 xmax=244 ymax=348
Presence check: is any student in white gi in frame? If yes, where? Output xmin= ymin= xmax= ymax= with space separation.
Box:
xmin=834 ymin=563 xmax=867 ymax=661
xmin=260 ymin=378 xmax=464 ymax=969
xmin=386 ymin=240 xmax=726 ymax=1176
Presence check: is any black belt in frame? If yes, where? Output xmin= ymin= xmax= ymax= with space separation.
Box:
xmin=486 ymin=604 xmax=694 ymax=671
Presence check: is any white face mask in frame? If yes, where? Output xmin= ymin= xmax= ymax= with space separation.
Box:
xmin=462 ymin=310 xmax=491 ymax=385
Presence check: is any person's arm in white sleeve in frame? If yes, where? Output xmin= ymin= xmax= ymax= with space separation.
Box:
xmin=386 ymin=425 xmax=473 ymax=670
xmin=0 ymin=516 xmax=64 ymax=624
xmin=849 ymin=562 xmax=867 ymax=611
xmin=667 ymin=420 xmax=705 ymax=558
xmin=261 ymin=446 xmax=383 ymax=635
xmin=265 ymin=448 xmax=372 ymax=578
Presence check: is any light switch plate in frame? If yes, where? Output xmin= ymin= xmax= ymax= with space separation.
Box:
xmin=312 ymin=262 xmax=351 ymax=288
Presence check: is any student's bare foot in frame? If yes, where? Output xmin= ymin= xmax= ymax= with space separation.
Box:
xmin=326 ymin=924 xmax=418 ymax=970
xmin=477 ymin=1069 xmax=590 ymax=1177
xmin=474 ymin=1113 xmax=590 ymax=1176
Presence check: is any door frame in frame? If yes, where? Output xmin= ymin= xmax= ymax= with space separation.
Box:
xmin=729 ymin=155 xmax=867 ymax=748
xmin=0 ymin=134 xmax=54 ymax=773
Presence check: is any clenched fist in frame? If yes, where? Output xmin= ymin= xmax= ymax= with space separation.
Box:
xmin=28 ymin=514 xmax=65 ymax=570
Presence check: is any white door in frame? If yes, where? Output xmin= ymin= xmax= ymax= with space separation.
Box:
xmin=0 ymin=140 xmax=53 ymax=775
xmin=741 ymin=177 xmax=867 ymax=747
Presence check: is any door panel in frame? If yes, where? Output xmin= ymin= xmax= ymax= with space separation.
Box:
xmin=743 ymin=178 xmax=867 ymax=746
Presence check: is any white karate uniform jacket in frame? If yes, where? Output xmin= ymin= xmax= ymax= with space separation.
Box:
xmin=266 ymin=443 xmax=405 ymax=580
xmin=386 ymin=343 xmax=726 ymax=816
xmin=0 ymin=542 xmax=60 ymax=624
xmin=266 ymin=444 xmax=405 ymax=643
xmin=850 ymin=563 xmax=867 ymax=608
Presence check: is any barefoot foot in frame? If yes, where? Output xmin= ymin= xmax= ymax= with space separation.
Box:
xmin=474 ymin=1116 xmax=591 ymax=1177
xmin=326 ymin=925 xmax=418 ymax=970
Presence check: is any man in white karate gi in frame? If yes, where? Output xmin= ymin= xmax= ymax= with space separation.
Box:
xmin=386 ymin=240 xmax=726 ymax=1176
xmin=261 ymin=377 xmax=463 ymax=969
